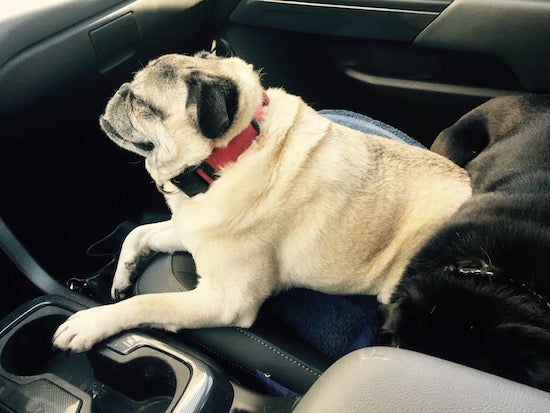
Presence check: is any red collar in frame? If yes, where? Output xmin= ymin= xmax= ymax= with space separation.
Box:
xmin=170 ymin=91 xmax=269 ymax=196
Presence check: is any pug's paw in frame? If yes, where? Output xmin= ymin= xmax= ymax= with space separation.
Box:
xmin=52 ymin=306 xmax=121 ymax=353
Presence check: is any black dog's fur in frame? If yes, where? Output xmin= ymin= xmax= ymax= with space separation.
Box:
xmin=380 ymin=95 xmax=550 ymax=391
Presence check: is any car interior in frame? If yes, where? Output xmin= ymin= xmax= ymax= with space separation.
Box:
xmin=1 ymin=0 xmax=550 ymax=411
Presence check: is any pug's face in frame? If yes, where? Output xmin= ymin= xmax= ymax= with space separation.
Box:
xmin=99 ymin=52 xmax=263 ymax=184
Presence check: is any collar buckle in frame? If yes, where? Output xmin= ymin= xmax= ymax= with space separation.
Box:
xmin=170 ymin=163 xmax=210 ymax=197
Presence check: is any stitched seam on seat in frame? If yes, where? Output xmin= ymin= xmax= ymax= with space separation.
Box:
xmin=181 ymin=333 xmax=257 ymax=378
xmin=236 ymin=328 xmax=322 ymax=377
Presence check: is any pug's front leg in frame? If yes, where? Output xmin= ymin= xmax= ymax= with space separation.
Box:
xmin=112 ymin=220 xmax=186 ymax=299
xmin=52 ymin=273 xmax=270 ymax=353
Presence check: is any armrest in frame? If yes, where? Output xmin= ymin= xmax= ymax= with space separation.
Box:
xmin=294 ymin=346 xmax=550 ymax=412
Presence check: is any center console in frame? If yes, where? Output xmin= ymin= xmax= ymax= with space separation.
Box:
xmin=0 ymin=296 xmax=297 ymax=413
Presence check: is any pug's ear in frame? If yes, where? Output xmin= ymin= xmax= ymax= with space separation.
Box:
xmin=194 ymin=78 xmax=238 ymax=139
xmin=431 ymin=114 xmax=490 ymax=167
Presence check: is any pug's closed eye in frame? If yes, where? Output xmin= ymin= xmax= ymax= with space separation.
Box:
xmin=129 ymin=92 xmax=165 ymax=121
xmin=133 ymin=141 xmax=155 ymax=152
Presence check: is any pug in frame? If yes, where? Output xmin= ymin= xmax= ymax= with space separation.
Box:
xmin=53 ymin=52 xmax=471 ymax=352
xmin=380 ymin=95 xmax=550 ymax=392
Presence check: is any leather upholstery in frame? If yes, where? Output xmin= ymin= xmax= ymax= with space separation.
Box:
xmin=294 ymin=347 xmax=550 ymax=412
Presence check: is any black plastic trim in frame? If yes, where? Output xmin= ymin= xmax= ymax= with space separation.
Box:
xmin=230 ymin=0 xmax=450 ymax=41
xmin=0 ymin=218 xmax=97 ymax=307
xmin=344 ymin=67 xmax=523 ymax=99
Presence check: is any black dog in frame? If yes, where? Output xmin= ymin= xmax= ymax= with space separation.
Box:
xmin=381 ymin=95 xmax=550 ymax=391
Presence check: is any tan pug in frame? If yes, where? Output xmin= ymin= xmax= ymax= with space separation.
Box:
xmin=53 ymin=52 xmax=471 ymax=352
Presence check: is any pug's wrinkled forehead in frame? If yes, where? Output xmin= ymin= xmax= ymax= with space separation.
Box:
xmin=131 ymin=53 xmax=239 ymax=103
xmin=128 ymin=54 xmax=208 ymax=119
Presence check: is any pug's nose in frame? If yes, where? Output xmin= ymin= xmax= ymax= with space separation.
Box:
xmin=118 ymin=83 xmax=130 ymax=98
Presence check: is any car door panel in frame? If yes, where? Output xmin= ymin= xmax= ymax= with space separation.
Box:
xmin=230 ymin=0 xmax=451 ymax=41
xmin=220 ymin=0 xmax=545 ymax=143
xmin=0 ymin=0 xmax=213 ymax=113
xmin=415 ymin=0 xmax=550 ymax=92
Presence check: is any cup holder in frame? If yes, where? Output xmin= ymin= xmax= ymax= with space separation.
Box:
xmin=0 ymin=307 xmax=191 ymax=413
xmin=2 ymin=314 xmax=68 ymax=376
